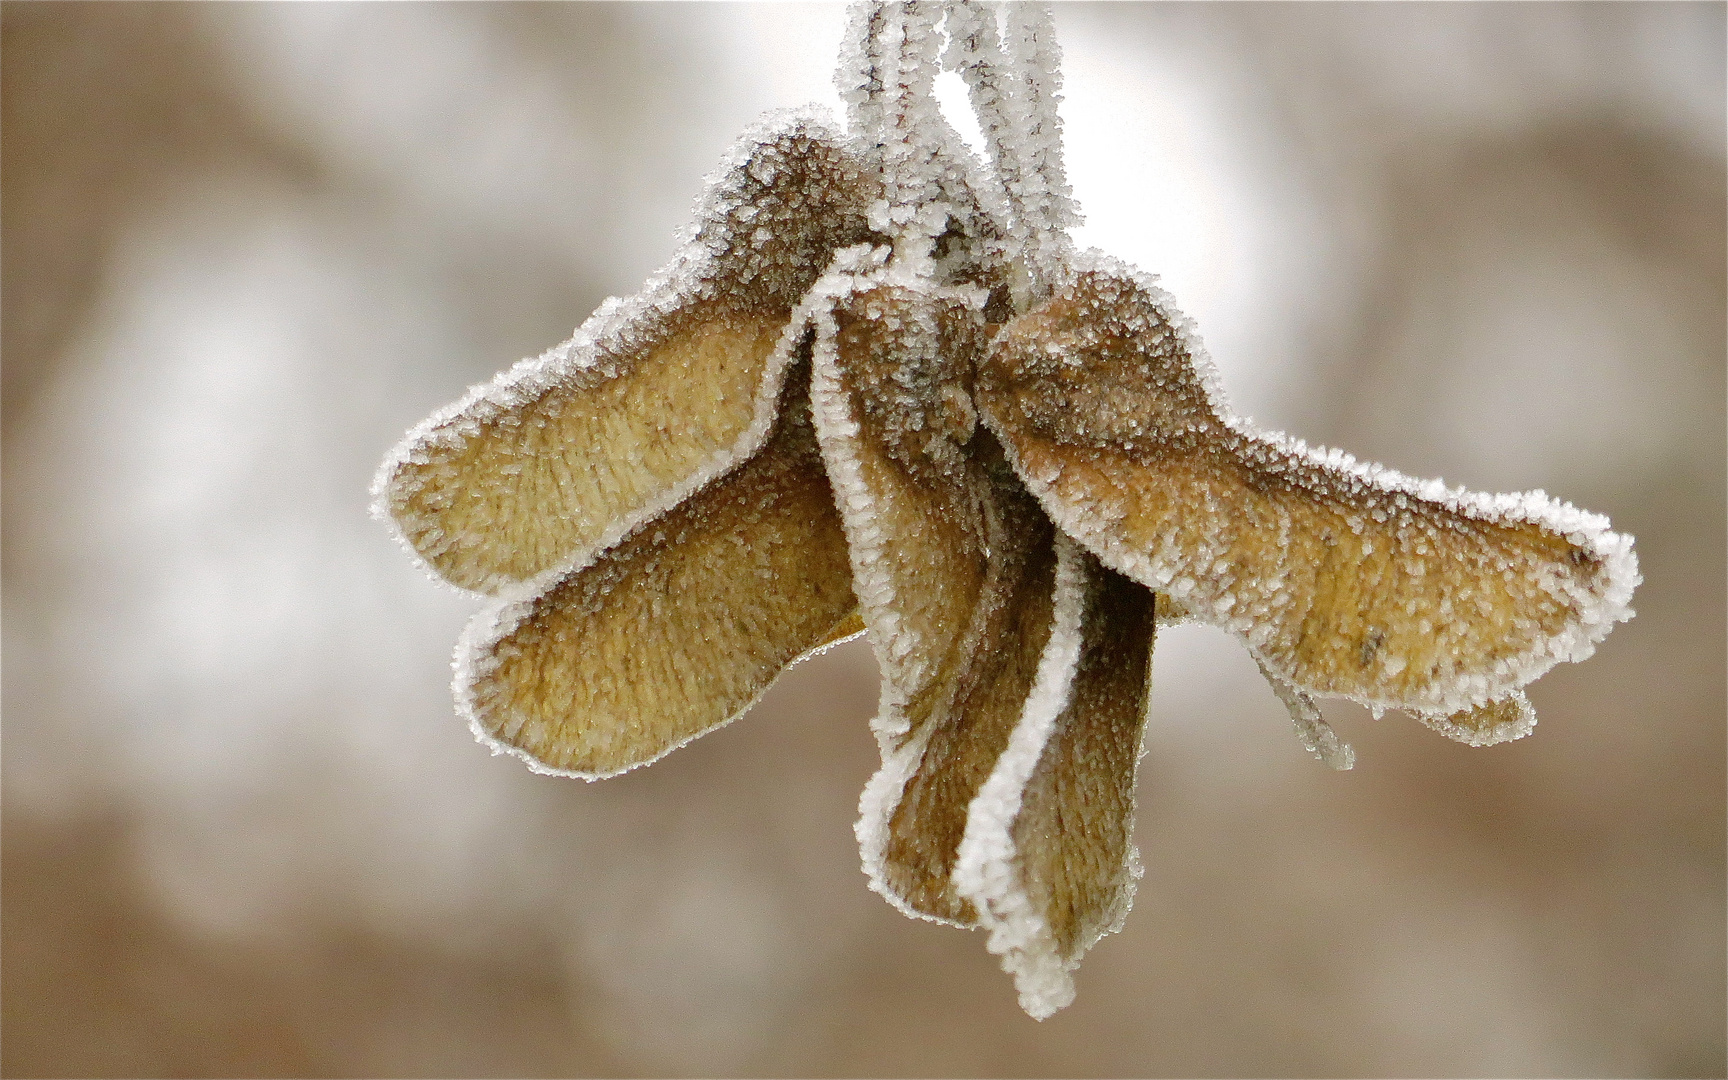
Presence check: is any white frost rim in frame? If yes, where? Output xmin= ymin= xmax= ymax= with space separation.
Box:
xmin=952 ymin=531 xmax=1090 ymax=1019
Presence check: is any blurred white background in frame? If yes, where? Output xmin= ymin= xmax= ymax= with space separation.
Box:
xmin=4 ymin=4 xmax=1723 ymax=1076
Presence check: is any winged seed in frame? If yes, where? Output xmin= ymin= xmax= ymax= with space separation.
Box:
xmin=374 ymin=0 xmax=1638 ymax=1021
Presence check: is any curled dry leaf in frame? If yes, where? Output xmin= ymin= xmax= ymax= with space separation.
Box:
xmin=374 ymin=0 xmax=1639 ymax=1019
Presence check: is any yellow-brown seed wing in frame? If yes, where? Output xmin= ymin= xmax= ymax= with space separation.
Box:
xmin=376 ymin=117 xmax=881 ymax=593
xmin=955 ymin=540 xmax=1157 ymax=1018
xmin=978 ymin=267 xmax=1638 ymax=717
xmin=459 ymin=364 xmax=856 ymax=778
xmin=812 ymin=282 xmax=1060 ymax=925
xmin=813 ymin=609 xmax=867 ymax=650
xmin=876 ymin=485 xmax=1059 ymax=925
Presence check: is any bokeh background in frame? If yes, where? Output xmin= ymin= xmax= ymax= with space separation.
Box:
xmin=4 ymin=3 xmax=1723 ymax=1076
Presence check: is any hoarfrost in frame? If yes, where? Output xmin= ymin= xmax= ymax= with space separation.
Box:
xmin=1261 ymin=661 xmax=1356 ymax=771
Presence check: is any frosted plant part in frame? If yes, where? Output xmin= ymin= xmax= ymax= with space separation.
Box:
xmin=944 ymin=0 xmax=1077 ymax=303
xmin=811 ymin=278 xmax=1067 ymax=925
xmin=838 ymin=3 xmax=975 ymax=279
xmin=457 ymin=365 xmax=857 ymax=778
xmin=976 ymin=262 xmax=1638 ymax=719
xmin=953 ymin=534 xmax=1155 ymax=1019
xmin=1260 ymin=660 xmax=1355 ymax=771
xmin=1414 ymin=690 xmax=1538 ymax=748
xmin=375 ymin=0 xmax=1639 ymax=1020
xmin=373 ymin=113 xmax=881 ymax=594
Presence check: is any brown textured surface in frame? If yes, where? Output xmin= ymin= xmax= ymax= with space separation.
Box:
xmin=389 ymin=305 xmax=785 ymax=591
xmin=384 ymin=127 xmax=882 ymax=592
xmin=882 ymin=481 xmax=1058 ymax=922
xmin=1012 ymin=558 xmax=1156 ymax=960
xmin=466 ymin=367 xmax=856 ymax=776
xmin=981 ymin=270 xmax=1616 ymax=708
xmin=820 ymin=608 xmax=867 ymax=646
xmin=823 ymin=286 xmax=1063 ymax=922
xmin=826 ymin=286 xmax=993 ymax=710
xmin=1419 ymin=689 xmax=1535 ymax=746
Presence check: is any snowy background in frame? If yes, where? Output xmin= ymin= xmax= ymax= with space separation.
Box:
xmin=4 ymin=3 xmax=1723 ymax=1076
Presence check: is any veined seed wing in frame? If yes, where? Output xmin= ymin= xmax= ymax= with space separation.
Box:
xmin=459 ymin=362 xmax=857 ymax=779
xmin=955 ymin=538 xmax=1157 ymax=1019
xmin=375 ymin=113 xmax=881 ymax=593
xmin=977 ymin=265 xmax=1639 ymax=719
xmin=811 ymin=281 xmax=1064 ymax=926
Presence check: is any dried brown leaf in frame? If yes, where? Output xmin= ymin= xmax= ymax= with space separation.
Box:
xmin=814 ymin=283 xmax=1061 ymax=924
xmin=957 ymin=542 xmax=1157 ymax=1017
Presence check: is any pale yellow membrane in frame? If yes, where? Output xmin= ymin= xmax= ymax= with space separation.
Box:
xmin=816 ymin=609 xmax=867 ymax=649
xmin=395 ymin=307 xmax=783 ymax=590
xmin=820 ymin=285 xmax=1057 ymax=923
xmin=463 ymin=373 xmax=856 ymax=777
xmin=979 ymin=271 xmax=1617 ymax=712
xmin=1008 ymin=560 xmax=1156 ymax=963
xmin=384 ymin=124 xmax=882 ymax=592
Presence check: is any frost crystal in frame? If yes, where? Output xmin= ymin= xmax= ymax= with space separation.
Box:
xmin=374 ymin=1 xmax=1639 ymax=1020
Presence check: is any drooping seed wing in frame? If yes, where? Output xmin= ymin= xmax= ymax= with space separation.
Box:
xmin=812 ymin=281 xmax=1062 ymax=925
xmin=376 ymin=113 xmax=881 ymax=593
xmin=955 ymin=538 xmax=1157 ymax=1019
xmin=458 ymin=362 xmax=856 ymax=778
xmin=978 ymin=265 xmax=1638 ymax=720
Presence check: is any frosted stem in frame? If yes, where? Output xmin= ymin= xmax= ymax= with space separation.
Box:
xmin=838 ymin=2 xmax=954 ymax=278
xmin=942 ymin=3 xmax=1016 ymax=220
xmin=944 ymin=1 xmax=1076 ymax=305
xmin=1258 ymin=660 xmax=1356 ymax=771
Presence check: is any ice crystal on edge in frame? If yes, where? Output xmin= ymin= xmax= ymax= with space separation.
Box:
xmin=373 ymin=0 xmax=1639 ymax=1020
